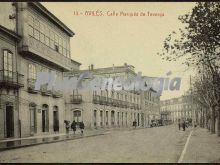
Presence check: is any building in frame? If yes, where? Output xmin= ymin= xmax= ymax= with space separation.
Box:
xmin=0 ymin=2 xmax=80 ymax=140
xmin=64 ymin=64 xmax=160 ymax=129
xmin=0 ymin=2 xmax=160 ymax=140
xmin=160 ymin=95 xmax=193 ymax=123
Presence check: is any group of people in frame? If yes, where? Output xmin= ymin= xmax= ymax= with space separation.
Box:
xmin=64 ymin=120 xmax=85 ymax=135
xmin=133 ymin=120 xmax=137 ymax=128
xmin=178 ymin=119 xmax=188 ymax=131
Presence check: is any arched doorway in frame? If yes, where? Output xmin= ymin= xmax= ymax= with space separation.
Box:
xmin=111 ymin=111 xmax=115 ymax=126
xmin=53 ymin=106 xmax=59 ymax=132
xmin=5 ymin=103 xmax=14 ymax=138
xmin=94 ymin=110 xmax=97 ymax=127
xmin=29 ymin=103 xmax=37 ymax=135
xmin=42 ymin=104 xmax=49 ymax=132
xmin=106 ymin=111 xmax=109 ymax=126
xmin=100 ymin=110 xmax=103 ymax=127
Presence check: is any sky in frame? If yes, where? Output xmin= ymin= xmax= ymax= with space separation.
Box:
xmin=42 ymin=2 xmax=196 ymax=100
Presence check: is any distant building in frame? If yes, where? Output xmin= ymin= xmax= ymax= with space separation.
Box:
xmin=64 ymin=64 xmax=160 ymax=129
xmin=160 ymin=95 xmax=193 ymax=122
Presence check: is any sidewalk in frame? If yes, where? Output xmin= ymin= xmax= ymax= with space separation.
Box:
xmin=0 ymin=129 xmax=105 ymax=151
xmin=182 ymin=127 xmax=220 ymax=163
xmin=0 ymin=126 xmax=154 ymax=152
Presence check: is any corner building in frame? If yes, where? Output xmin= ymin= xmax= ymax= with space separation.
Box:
xmin=65 ymin=64 xmax=160 ymax=129
xmin=0 ymin=2 xmax=80 ymax=140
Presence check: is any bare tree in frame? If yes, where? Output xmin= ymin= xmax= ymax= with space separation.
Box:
xmin=158 ymin=2 xmax=220 ymax=136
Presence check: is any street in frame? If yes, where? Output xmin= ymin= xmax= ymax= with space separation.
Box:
xmin=0 ymin=125 xmax=192 ymax=163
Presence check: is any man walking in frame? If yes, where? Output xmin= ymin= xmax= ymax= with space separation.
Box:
xmin=178 ymin=119 xmax=181 ymax=130
xmin=182 ymin=120 xmax=186 ymax=131
xmin=79 ymin=121 xmax=85 ymax=136
xmin=133 ymin=120 xmax=137 ymax=129
xmin=71 ymin=120 xmax=77 ymax=134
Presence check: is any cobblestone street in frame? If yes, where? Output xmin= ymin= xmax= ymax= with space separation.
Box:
xmin=0 ymin=125 xmax=219 ymax=163
xmin=0 ymin=125 xmax=190 ymax=163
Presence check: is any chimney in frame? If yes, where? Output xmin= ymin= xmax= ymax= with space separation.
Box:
xmin=91 ymin=64 xmax=94 ymax=70
xmin=124 ymin=63 xmax=127 ymax=66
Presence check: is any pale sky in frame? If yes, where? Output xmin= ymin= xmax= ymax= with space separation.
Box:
xmin=42 ymin=2 xmax=196 ymax=100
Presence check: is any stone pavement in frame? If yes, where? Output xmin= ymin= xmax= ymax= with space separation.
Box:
xmin=182 ymin=127 xmax=220 ymax=163
xmin=0 ymin=128 xmax=106 ymax=151
xmin=0 ymin=126 xmax=146 ymax=151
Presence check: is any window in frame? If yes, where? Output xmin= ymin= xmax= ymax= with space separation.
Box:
xmin=54 ymin=34 xmax=59 ymax=52
xmin=27 ymin=15 xmax=70 ymax=56
xmin=28 ymin=16 xmax=34 ymax=37
xmin=29 ymin=26 xmax=34 ymax=37
xmin=111 ymin=91 xmax=114 ymax=98
xmin=40 ymin=23 xmax=45 ymax=43
xmin=59 ymin=37 xmax=63 ymax=54
xmin=28 ymin=64 xmax=36 ymax=80
xmin=55 ymin=45 xmax=59 ymax=52
xmin=34 ymin=19 xmax=40 ymax=40
xmin=34 ymin=29 xmax=40 ymax=40
xmin=3 ymin=50 xmax=13 ymax=78
xmin=49 ymin=30 xmax=55 ymax=49
xmin=45 ymin=27 xmax=50 ymax=46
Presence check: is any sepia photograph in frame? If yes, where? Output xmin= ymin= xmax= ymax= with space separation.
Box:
xmin=0 ymin=1 xmax=220 ymax=163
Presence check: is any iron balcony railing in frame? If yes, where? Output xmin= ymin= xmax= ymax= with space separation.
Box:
xmin=0 ymin=70 xmax=24 ymax=88
xmin=27 ymin=78 xmax=38 ymax=93
xmin=71 ymin=95 xmax=82 ymax=104
xmin=107 ymin=98 xmax=113 ymax=106
xmin=41 ymin=84 xmax=52 ymax=96
xmin=100 ymin=96 xmax=107 ymax=105
xmin=52 ymin=90 xmax=63 ymax=98
xmin=130 ymin=103 xmax=135 ymax=109
xmin=93 ymin=95 xmax=100 ymax=104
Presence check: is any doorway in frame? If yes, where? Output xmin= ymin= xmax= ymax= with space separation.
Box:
xmin=53 ymin=106 xmax=59 ymax=132
xmin=6 ymin=106 xmax=14 ymax=138
xmin=30 ymin=104 xmax=37 ymax=134
xmin=42 ymin=104 xmax=49 ymax=132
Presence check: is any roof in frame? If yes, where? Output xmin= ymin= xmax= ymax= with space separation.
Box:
xmin=64 ymin=64 xmax=136 ymax=77
xmin=0 ymin=24 xmax=21 ymax=41
xmin=71 ymin=59 xmax=81 ymax=66
xmin=29 ymin=2 xmax=75 ymax=37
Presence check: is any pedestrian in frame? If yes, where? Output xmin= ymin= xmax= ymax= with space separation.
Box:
xmin=178 ymin=119 xmax=181 ymax=130
xmin=182 ymin=120 xmax=186 ymax=131
xmin=79 ymin=121 xmax=85 ymax=135
xmin=71 ymin=120 xmax=77 ymax=134
xmin=64 ymin=120 xmax=70 ymax=134
xmin=133 ymin=120 xmax=137 ymax=129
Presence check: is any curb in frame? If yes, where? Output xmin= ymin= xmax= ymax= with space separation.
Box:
xmin=0 ymin=133 xmax=105 ymax=152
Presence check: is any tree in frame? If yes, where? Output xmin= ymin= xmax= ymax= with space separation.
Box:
xmin=158 ymin=2 xmax=220 ymax=136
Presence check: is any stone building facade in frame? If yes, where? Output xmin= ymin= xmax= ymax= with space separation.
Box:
xmin=160 ymin=95 xmax=193 ymax=123
xmin=64 ymin=64 xmax=160 ymax=129
xmin=0 ymin=2 xmax=160 ymax=140
xmin=0 ymin=2 xmax=80 ymax=140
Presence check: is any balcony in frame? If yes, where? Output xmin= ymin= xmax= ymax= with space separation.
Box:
xmin=52 ymin=90 xmax=63 ymax=98
xmin=71 ymin=95 xmax=82 ymax=104
xmin=27 ymin=78 xmax=38 ymax=93
xmin=100 ymin=96 xmax=107 ymax=105
xmin=93 ymin=95 xmax=100 ymax=104
xmin=107 ymin=98 xmax=113 ymax=106
xmin=0 ymin=70 xmax=24 ymax=89
xmin=19 ymin=37 xmax=74 ymax=71
xmin=121 ymin=101 xmax=128 ymax=108
xmin=41 ymin=85 xmax=52 ymax=96
xmin=130 ymin=103 xmax=135 ymax=109
xmin=112 ymin=99 xmax=120 ymax=107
